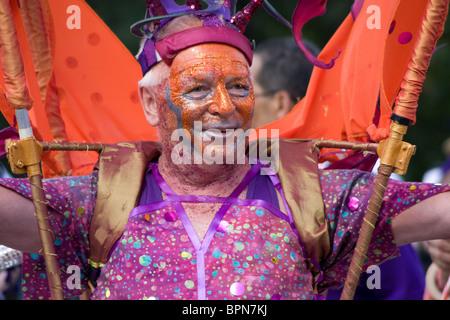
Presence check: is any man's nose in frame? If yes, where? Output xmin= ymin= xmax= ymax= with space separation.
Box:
xmin=207 ymin=84 xmax=236 ymax=117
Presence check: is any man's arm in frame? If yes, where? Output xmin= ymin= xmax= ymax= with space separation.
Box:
xmin=0 ymin=185 xmax=41 ymax=254
xmin=392 ymin=191 xmax=450 ymax=246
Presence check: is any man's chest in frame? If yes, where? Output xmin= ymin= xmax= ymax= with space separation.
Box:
xmin=92 ymin=203 xmax=315 ymax=300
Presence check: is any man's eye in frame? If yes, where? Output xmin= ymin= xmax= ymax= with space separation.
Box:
xmin=186 ymin=86 xmax=209 ymax=99
xmin=228 ymin=84 xmax=249 ymax=96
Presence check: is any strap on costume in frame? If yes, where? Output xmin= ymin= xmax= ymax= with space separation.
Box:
xmin=86 ymin=141 xmax=161 ymax=295
xmin=150 ymin=161 xmax=263 ymax=300
xmin=261 ymin=166 xmax=324 ymax=294
xmin=135 ymin=161 xmax=324 ymax=299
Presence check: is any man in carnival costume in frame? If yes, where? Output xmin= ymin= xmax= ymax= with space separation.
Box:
xmin=1 ymin=0 xmax=450 ymax=300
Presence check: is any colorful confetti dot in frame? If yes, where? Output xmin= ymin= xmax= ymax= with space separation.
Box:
xmin=139 ymin=255 xmax=152 ymax=266
xmin=185 ymin=280 xmax=195 ymax=289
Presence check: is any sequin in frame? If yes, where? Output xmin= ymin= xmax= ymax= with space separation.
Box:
xmin=348 ymin=196 xmax=359 ymax=211
xmin=139 ymin=255 xmax=152 ymax=266
xmin=164 ymin=211 xmax=178 ymax=222
xmin=234 ymin=241 xmax=245 ymax=251
xmin=255 ymin=209 xmax=265 ymax=217
xmin=230 ymin=282 xmax=245 ymax=296
xmin=217 ymin=220 xmax=230 ymax=233
xmin=290 ymin=252 xmax=298 ymax=262
xmin=77 ymin=206 xmax=85 ymax=216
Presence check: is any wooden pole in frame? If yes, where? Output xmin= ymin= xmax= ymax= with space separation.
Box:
xmin=340 ymin=0 xmax=450 ymax=300
xmin=0 ymin=0 xmax=63 ymax=299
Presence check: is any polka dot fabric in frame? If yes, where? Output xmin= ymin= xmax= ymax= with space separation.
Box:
xmin=0 ymin=173 xmax=97 ymax=299
xmin=1 ymin=167 xmax=449 ymax=299
xmin=91 ymin=203 xmax=314 ymax=300
xmin=318 ymin=169 xmax=450 ymax=292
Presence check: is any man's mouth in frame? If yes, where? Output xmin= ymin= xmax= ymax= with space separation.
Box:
xmin=202 ymin=128 xmax=238 ymax=140
xmin=198 ymin=121 xmax=244 ymax=140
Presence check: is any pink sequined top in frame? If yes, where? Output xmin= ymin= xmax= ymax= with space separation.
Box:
xmin=1 ymin=164 xmax=448 ymax=300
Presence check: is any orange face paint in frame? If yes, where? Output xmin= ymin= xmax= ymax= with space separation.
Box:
xmin=160 ymin=43 xmax=254 ymax=162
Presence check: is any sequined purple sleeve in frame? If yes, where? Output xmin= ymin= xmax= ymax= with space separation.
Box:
xmin=0 ymin=172 xmax=98 ymax=299
xmin=318 ymin=169 xmax=450 ymax=292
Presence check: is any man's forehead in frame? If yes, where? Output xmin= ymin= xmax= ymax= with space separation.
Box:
xmin=170 ymin=60 xmax=250 ymax=80
xmin=170 ymin=43 xmax=250 ymax=75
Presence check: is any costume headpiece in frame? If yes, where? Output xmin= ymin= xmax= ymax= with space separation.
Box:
xmin=131 ymin=0 xmax=265 ymax=75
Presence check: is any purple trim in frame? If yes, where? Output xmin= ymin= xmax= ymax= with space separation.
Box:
xmin=173 ymin=195 xmax=288 ymax=221
xmin=154 ymin=1 xmax=192 ymax=16
xmin=196 ymin=250 xmax=206 ymax=299
xmin=138 ymin=38 xmax=158 ymax=76
xmin=127 ymin=160 xmax=324 ymax=297
xmin=131 ymin=195 xmax=288 ymax=222
xmin=138 ymin=25 xmax=253 ymax=75
xmin=155 ymin=26 xmax=253 ymax=65
xmin=149 ymin=162 xmax=262 ymax=299
xmin=139 ymin=162 xmax=163 ymax=205
xmin=247 ymin=167 xmax=280 ymax=210
xmin=129 ymin=200 xmax=171 ymax=219
xmin=150 ymin=164 xmax=174 ymax=196
xmin=291 ymin=0 xmax=340 ymax=69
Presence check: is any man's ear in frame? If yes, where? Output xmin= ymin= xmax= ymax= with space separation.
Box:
xmin=139 ymin=85 xmax=160 ymax=126
xmin=273 ymin=90 xmax=295 ymax=119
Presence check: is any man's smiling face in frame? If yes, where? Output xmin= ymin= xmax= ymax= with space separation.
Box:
xmin=159 ymin=43 xmax=254 ymax=162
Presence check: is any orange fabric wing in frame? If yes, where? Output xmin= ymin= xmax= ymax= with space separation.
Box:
xmin=262 ymin=0 xmax=431 ymax=162
xmin=0 ymin=0 xmax=156 ymax=177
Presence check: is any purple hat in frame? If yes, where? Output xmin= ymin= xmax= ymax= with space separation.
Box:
xmin=131 ymin=0 xmax=265 ymax=75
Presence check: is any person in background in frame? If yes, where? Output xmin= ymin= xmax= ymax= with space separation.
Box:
xmin=0 ymin=246 xmax=22 ymax=300
xmin=251 ymin=37 xmax=318 ymax=128
xmin=421 ymin=137 xmax=450 ymax=300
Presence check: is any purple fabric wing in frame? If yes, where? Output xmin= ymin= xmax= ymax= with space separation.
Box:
xmin=291 ymin=0 xmax=340 ymax=69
